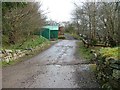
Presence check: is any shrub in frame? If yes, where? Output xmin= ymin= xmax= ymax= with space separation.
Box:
xmin=99 ymin=47 xmax=119 ymax=60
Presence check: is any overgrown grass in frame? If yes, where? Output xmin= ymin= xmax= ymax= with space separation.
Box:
xmin=99 ymin=47 xmax=119 ymax=60
xmin=0 ymin=61 xmax=2 ymax=67
xmin=2 ymin=60 xmax=16 ymax=67
xmin=77 ymin=42 xmax=93 ymax=61
xmin=3 ymin=35 xmax=48 ymax=50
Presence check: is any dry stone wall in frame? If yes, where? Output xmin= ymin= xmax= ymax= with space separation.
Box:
xmin=95 ymin=54 xmax=120 ymax=89
xmin=1 ymin=42 xmax=51 ymax=63
xmin=1 ymin=49 xmax=28 ymax=63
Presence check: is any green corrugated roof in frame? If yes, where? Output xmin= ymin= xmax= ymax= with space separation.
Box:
xmin=43 ymin=25 xmax=59 ymax=30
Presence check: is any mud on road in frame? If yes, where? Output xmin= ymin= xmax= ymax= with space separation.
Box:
xmin=3 ymin=40 xmax=100 ymax=88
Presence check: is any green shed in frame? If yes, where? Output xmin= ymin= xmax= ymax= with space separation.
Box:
xmin=41 ymin=25 xmax=59 ymax=40
xmin=41 ymin=28 xmax=50 ymax=39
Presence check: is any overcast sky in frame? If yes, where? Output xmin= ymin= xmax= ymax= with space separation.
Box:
xmin=35 ymin=0 xmax=83 ymax=22
xmin=40 ymin=0 xmax=75 ymax=22
xmin=34 ymin=0 xmax=117 ymax=22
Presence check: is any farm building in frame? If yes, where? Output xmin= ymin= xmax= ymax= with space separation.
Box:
xmin=41 ymin=25 xmax=59 ymax=40
xmin=59 ymin=26 xmax=64 ymax=35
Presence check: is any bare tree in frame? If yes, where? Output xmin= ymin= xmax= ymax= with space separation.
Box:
xmin=72 ymin=1 xmax=119 ymax=47
xmin=2 ymin=2 xmax=45 ymax=45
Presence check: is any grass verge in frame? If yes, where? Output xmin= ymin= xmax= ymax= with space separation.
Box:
xmin=77 ymin=41 xmax=93 ymax=61
xmin=2 ymin=36 xmax=58 ymax=67
xmin=1 ymin=41 xmax=54 ymax=67
xmin=3 ymin=35 xmax=48 ymax=49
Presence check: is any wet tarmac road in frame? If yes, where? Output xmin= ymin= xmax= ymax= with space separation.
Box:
xmin=3 ymin=40 xmax=100 ymax=88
